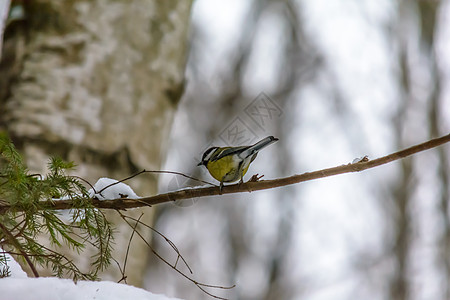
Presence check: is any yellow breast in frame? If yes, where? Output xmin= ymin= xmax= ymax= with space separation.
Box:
xmin=206 ymin=155 xmax=250 ymax=183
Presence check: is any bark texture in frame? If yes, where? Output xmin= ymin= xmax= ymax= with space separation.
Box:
xmin=0 ymin=0 xmax=192 ymax=286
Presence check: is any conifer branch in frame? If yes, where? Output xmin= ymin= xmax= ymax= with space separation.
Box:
xmin=0 ymin=222 xmax=39 ymax=277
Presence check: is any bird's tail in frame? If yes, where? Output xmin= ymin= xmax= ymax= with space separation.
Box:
xmin=240 ymin=136 xmax=278 ymax=158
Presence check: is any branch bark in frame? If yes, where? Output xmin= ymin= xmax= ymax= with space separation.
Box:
xmin=2 ymin=133 xmax=449 ymax=212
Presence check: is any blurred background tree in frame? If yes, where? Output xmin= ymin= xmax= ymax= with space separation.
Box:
xmin=146 ymin=1 xmax=449 ymax=300
xmin=1 ymin=1 xmax=450 ymax=300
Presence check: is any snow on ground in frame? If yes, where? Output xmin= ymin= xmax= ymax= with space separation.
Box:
xmin=0 ymin=278 xmax=183 ymax=300
xmin=0 ymin=250 xmax=182 ymax=300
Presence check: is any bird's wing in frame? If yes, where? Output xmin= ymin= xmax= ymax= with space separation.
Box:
xmin=210 ymin=146 xmax=250 ymax=162
xmin=238 ymin=136 xmax=278 ymax=159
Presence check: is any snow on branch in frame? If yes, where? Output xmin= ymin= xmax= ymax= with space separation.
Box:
xmin=3 ymin=133 xmax=449 ymax=212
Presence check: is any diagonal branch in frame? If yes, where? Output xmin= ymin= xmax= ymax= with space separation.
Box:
xmin=0 ymin=222 xmax=39 ymax=277
xmin=117 ymin=211 xmax=234 ymax=300
xmin=1 ymin=133 xmax=449 ymax=212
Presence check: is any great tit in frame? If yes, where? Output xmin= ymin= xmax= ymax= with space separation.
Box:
xmin=197 ymin=136 xmax=279 ymax=191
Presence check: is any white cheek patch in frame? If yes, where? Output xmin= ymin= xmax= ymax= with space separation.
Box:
xmin=203 ymin=147 xmax=218 ymax=162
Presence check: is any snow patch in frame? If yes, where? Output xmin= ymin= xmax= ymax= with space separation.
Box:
xmin=0 ymin=253 xmax=183 ymax=300
xmin=88 ymin=177 xmax=140 ymax=200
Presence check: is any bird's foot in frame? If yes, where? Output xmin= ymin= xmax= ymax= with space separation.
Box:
xmin=249 ymin=174 xmax=264 ymax=182
xmin=219 ymin=181 xmax=224 ymax=195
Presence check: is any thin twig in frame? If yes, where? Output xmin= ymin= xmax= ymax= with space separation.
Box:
xmin=0 ymin=251 xmax=49 ymax=258
xmin=143 ymin=170 xmax=216 ymax=186
xmin=113 ymin=258 xmax=127 ymax=284
xmin=68 ymin=230 xmax=126 ymax=282
xmin=117 ymin=211 xmax=234 ymax=299
xmin=12 ymin=217 xmax=28 ymax=239
xmin=97 ymin=170 xmax=147 ymax=194
xmin=98 ymin=170 xmax=216 ymax=194
xmin=0 ymin=222 xmax=39 ymax=277
xmin=0 ymin=133 xmax=449 ymax=212
xmin=70 ymin=176 xmax=96 ymax=192
xmin=9 ymin=213 xmax=26 ymax=232
xmin=122 ymin=213 xmax=143 ymax=281
xmin=120 ymin=213 xmax=193 ymax=274
xmin=26 ymin=240 xmax=92 ymax=279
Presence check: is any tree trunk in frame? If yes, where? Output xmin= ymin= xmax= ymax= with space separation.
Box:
xmin=0 ymin=0 xmax=192 ymax=287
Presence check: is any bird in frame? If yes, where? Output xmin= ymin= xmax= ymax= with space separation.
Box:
xmin=197 ymin=136 xmax=279 ymax=191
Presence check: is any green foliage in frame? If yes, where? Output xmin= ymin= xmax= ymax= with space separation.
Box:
xmin=0 ymin=252 xmax=11 ymax=278
xmin=0 ymin=132 xmax=113 ymax=280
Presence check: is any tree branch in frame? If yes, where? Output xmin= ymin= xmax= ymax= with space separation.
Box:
xmin=0 ymin=222 xmax=39 ymax=277
xmin=1 ymin=133 xmax=449 ymax=212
